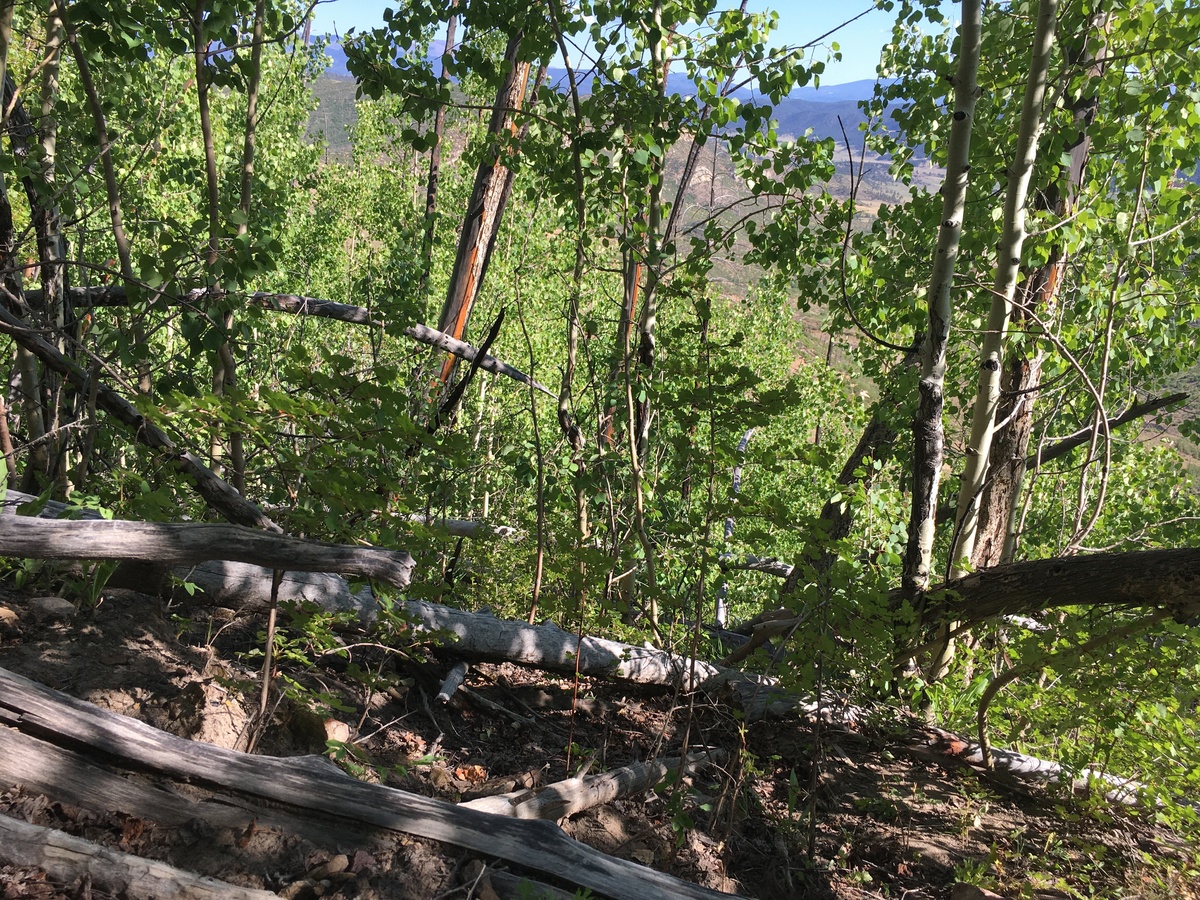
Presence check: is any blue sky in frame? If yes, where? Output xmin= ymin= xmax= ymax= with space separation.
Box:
xmin=308 ymin=2 xmax=908 ymax=86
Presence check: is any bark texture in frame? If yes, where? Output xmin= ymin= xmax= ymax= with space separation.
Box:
xmin=0 ymin=814 xmax=278 ymax=900
xmin=0 ymin=666 xmax=736 ymax=900
xmin=903 ymin=546 xmax=1200 ymax=627
xmin=0 ymin=517 xmax=414 ymax=588
xmin=902 ymin=0 xmax=983 ymax=597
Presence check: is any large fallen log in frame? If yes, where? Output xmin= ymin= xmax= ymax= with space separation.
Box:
xmin=0 ymin=666 xmax=737 ymax=900
xmin=0 ymin=517 xmax=414 ymax=589
xmin=909 ymin=546 xmax=1200 ymax=627
xmin=399 ymin=599 xmax=768 ymax=693
xmin=0 ymin=814 xmax=278 ymax=900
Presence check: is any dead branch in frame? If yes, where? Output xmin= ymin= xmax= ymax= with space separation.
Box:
xmin=461 ymin=750 xmax=726 ymax=820
xmin=903 ymin=725 xmax=1149 ymax=805
xmin=905 ymin=546 xmax=1200 ymax=627
xmin=34 ymin=285 xmax=553 ymax=396
xmin=409 ymin=512 xmax=524 ymax=540
xmin=437 ymin=661 xmax=470 ymax=703
xmin=0 ymin=814 xmax=278 ymax=900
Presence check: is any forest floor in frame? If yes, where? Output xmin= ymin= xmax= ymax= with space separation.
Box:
xmin=0 ymin=579 xmax=1195 ymax=900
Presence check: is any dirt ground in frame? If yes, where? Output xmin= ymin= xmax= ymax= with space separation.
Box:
xmin=0 ymin=578 xmax=1195 ymax=899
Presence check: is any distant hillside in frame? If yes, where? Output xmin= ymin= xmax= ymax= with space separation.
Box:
xmin=305 ymin=67 xmax=888 ymax=149
xmin=318 ymin=33 xmax=885 ymax=106
xmin=307 ymin=75 xmax=357 ymax=157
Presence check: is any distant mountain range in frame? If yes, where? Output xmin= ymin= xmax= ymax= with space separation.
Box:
xmin=318 ymin=38 xmax=886 ymax=143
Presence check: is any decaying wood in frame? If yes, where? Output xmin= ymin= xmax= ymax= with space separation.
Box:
xmin=0 ymin=303 xmax=278 ymax=531
xmin=461 ymin=750 xmax=726 ymax=820
xmin=1 ymin=491 xmax=380 ymax=618
xmin=0 ymin=814 xmax=279 ymax=900
xmin=0 ymin=725 xmax=383 ymax=849
xmin=400 ymin=599 xmax=767 ymax=693
xmin=0 ymin=516 xmax=414 ymax=589
xmin=719 ymin=554 xmax=792 ymax=579
xmin=437 ymin=661 xmax=470 ymax=703
xmin=405 ymin=321 xmax=554 ymax=398
xmin=903 ymin=725 xmax=1147 ymax=805
xmin=0 ymin=667 xmax=737 ymax=900
xmin=163 ymin=559 xmax=377 ymax=618
xmin=720 ymin=615 xmax=800 ymax=667
xmin=910 ymin=546 xmax=1200 ymax=627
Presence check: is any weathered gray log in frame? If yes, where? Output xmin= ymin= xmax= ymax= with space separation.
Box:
xmin=0 ymin=725 xmax=382 ymax=849
xmin=168 ymin=560 xmax=378 ymax=617
xmin=0 ymin=667 xmax=737 ymax=900
xmin=0 ymin=814 xmax=279 ymax=900
xmin=909 ymin=546 xmax=1200 ymax=627
xmin=400 ymin=599 xmax=769 ymax=693
xmin=0 ymin=517 xmax=414 ymax=589
xmin=903 ymin=726 xmax=1147 ymax=805
xmin=461 ymin=751 xmax=726 ymax=820
xmin=36 ymin=285 xmax=553 ymax=397
xmin=0 ymin=303 xmax=278 ymax=531
xmin=436 ymin=661 xmax=470 ymax=703
xmin=1 ymin=492 xmax=379 ymax=618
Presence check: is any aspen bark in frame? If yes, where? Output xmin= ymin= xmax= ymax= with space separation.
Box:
xmin=973 ymin=15 xmax=1107 ymax=568
xmin=901 ymin=0 xmax=982 ymax=598
xmin=935 ymin=0 xmax=1059 ymax=679
xmin=950 ymin=0 xmax=1059 ymax=573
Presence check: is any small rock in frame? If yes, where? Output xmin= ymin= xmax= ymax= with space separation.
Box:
xmin=951 ymin=884 xmax=1006 ymax=900
xmin=0 ymin=605 xmax=20 ymax=632
xmin=30 ymin=596 xmax=76 ymax=621
xmin=306 ymin=855 xmax=349 ymax=881
xmin=280 ymin=879 xmax=320 ymax=900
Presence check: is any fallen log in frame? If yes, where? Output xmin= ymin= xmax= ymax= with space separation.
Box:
xmin=0 ymin=814 xmax=278 ymax=900
xmin=903 ymin=725 xmax=1149 ymax=806
xmin=0 ymin=724 xmax=382 ymax=849
xmin=399 ymin=599 xmax=767 ymax=693
xmin=0 ymin=666 xmax=737 ymax=900
xmin=461 ymin=751 xmax=726 ymax=820
xmin=907 ymin=546 xmax=1200 ymax=627
xmin=1 ymin=492 xmax=378 ymax=617
xmin=0 ymin=517 xmax=414 ymax=590
xmin=437 ymin=661 xmax=471 ymax=703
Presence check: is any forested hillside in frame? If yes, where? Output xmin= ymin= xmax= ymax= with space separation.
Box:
xmin=0 ymin=1 xmax=1198 ymax=898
